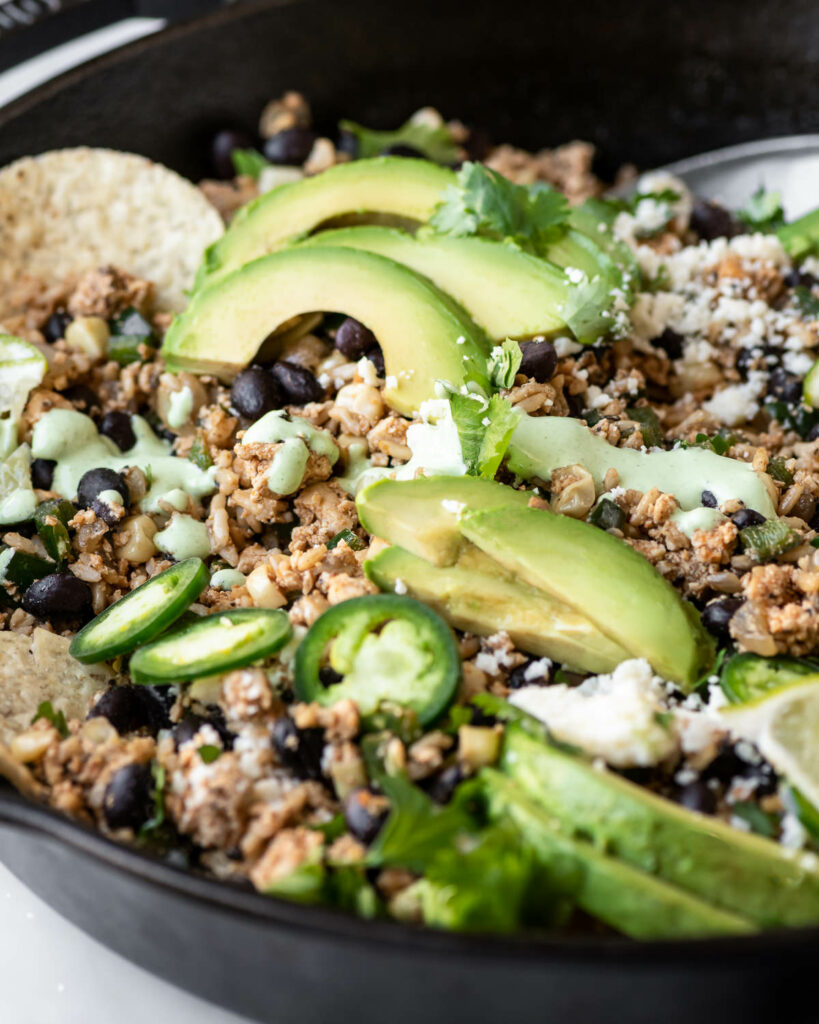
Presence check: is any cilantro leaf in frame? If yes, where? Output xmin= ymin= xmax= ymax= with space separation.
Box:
xmin=32 ymin=700 xmax=68 ymax=738
xmin=429 ymin=162 xmax=569 ymax=257
xmin=231 ymin=148 xmax=270 ymax=179
xmin=448 ymin=392 xmax=518 ymax=478
xmin=414 ymin=824 xmax=536 ymax=933
xmin=198 ymin=744 xmax=222 ymax=764
xmin=731 ymin=800 xmax=778 ymax=838
xmin=339 ymin=115 xmax=459 ymax=164
xmin=488 ymin=339 xmax=522 ymax=389
xmin=188 ymin=436 xmax=213 ymax=471
xmin=738 ymin=188 xmax=786 ymax=234
xmin=366 ymin=770 xmax=473 ymax=873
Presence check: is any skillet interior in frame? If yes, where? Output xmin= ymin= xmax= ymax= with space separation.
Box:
xmin=2 ymin=1 xmax=819 ymax=1020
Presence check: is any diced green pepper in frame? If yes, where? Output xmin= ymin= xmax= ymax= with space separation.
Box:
xmin=34 ymin=498 xmax=75 ymax=566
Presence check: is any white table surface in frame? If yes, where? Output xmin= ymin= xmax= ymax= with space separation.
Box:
xmin=0 ymin=22 xmax=252 ymax=1024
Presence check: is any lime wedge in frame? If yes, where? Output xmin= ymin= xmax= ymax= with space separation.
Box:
xmin=720 ymin=676 xmax=819 ymax=809
xmin=0 ymin=334 xmax=47 ymax=417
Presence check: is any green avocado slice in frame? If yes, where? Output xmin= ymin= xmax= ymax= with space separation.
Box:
xmin=502 ymin=727 xmax=819 ymax=929
xmin=298 ymin=226 xmax=573 ymax=339
xmin=482 ymin=769 xmax=755 ymax=938
xmin=356 ymin=476 xmax=531 ymax=566
xmin=459 ymin=505 xmax=713 ymax=687
xmin=162 ymin=247 xmax=491 ymax=416
xmin=195 ymin=157 xmax=455 ymax=290
xmin=568 ymin=199 xmax=643 ymax=297
xmin=366 ymin=544 xmax=630 ymax=675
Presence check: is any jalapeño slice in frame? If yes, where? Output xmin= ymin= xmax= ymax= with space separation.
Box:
xmin=129 ymin=607 xmax=292 ymax=684
xmin=70 ymin=557 xmax=208 ymax=664
xmin=293 ymin=594 xmax=460 ymax=726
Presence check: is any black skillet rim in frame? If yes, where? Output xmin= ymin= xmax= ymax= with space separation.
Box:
xmin=3 ymin=0 xmax=819 ymax=966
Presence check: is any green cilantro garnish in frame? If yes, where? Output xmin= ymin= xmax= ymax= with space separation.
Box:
xmin=327 ymin=528 xmax=365 ymax=551
xmin=794 ymin=285 xmax=819 ymax=319
xmin=737 ymin=188 xmax=786 ymax=234
xmin=487 ymin=339 xmax=523 ymax=389
xmin=448 ymin=392 xmax=518 ymax=478
xmin=188 ymin=436 xmax=213 ymax=471
xmin=740 ymin=519 xmax=802 ymax=562
xmin=32 ymin=700 xmax=68 ymax=738
xmin=231 ymin=148 xmax=270 ymax=179
xmin=684 ymin=430 xmax=738 ymax=456
xmin=339 ymin=115 xmax=459 ymax=164
xmin=198 ymin=744 xmax=222 ymax=764
xmin=429 ymin=161 xmax=569 ymax=257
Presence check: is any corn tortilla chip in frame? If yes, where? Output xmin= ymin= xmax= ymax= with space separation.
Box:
xmin=0 ymin=148 xmax=223 ymax=313
xmin=0 ymin=628 xmax=110 ymax=744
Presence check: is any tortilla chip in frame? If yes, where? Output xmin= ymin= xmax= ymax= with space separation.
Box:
xmin=0 ymin=148 xmax=223 ymax=313
xmin=0 ymin=628 xmax=110 ymax=744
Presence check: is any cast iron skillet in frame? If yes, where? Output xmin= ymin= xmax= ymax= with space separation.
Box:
xmin=2 ymin=1 xmax=819 ymax=1020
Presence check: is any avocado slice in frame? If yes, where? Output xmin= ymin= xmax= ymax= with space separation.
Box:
xmin=356 ymin=476 xmax=531 ymax=567
xmin=195 ymin=157 xmax=455 ymax=290
xmin=366 ymin=544 xmax=630 ymax=674
xmin=482 ymin=768 xmax=755 ymax=938
xmin=162 ymin=247 xmax=491 ymax=415
xmin=299 ymin=226 xmax=574 ymax=339
xmin=568 ymin=199 xmax=643 ymax=298
xmin=459 ymin=505 xmax=713 ymax=687
xmin=503 ymin=726 xmax=819 ymax=928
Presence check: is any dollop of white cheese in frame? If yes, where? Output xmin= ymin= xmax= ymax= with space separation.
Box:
xmin=508 ymin=658 xmax=678 ymax=767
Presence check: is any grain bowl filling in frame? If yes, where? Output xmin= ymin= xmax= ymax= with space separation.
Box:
xmin=4 ymin=96 xmax=819 ymax=939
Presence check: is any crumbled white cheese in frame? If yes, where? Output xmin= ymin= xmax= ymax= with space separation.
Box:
xmin=703 ymin=372 xmax=767 ymax=427
xmin=393 ymin=578 xmax=408 ymax=596
xmin=509 ymin=658 xmax=678 ymax=767
xmin=780 ymin=811 xmax=808 ymax=850
xmin=552 ymin=336 xmax=582 ymax=357
xmin=783 ymin=350 xmax=815 ymax=376
xmin=523 ymin=657 xmax=552 ymax=682
xmin=357 ymin=356 xmax=380 ymax=386
xmin=440 ymin=499 xmax=466 ymax=515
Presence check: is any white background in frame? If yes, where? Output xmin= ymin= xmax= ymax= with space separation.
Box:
xmin=0 ymin=23 xmax=253 ymax=1024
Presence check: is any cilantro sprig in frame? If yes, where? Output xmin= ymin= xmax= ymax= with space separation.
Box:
xmin=738 ymin=188 xmax=786 ymax=234
xmin=231 ymin=148 xmax=270 ymax=179
xmin=429 ymin=161 xmax=569 ymax=257
xmin=339 ymin=115 xmax=459 ymax=164
xmin=447 ymin=391 xmax=518 ymax=478
xmin=32 ymin=700 xmax=68 ymax=738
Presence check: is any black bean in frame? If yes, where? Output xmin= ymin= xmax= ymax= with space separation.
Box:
xmin=808 ymin=422 xmax=819 ymax=443
xmin=519 ymin=340 xmax=557 ymax=383
xmin=77 ymin=467 xmax=130 ymax=510
xmin=172 ymin=708 xmax=234 ymax=750
xmin=103 ymin=762 xmax=154 ymax=830
xmin=43 ymin=310 xmax=72 ymax=344
xmin=767 ymin=367 xmax=804 ymax=405
xmin=336 ymin=129 xmax=359 ymax=158
xmin=263 ymin=127 xmax=316 ymax=166
xmin=30 ymin=458 xmax=55 ymax=490
xmin=98 ymin=410 xmax=136 ymax=452
xmin=700 ymin=490 xmax=718 ymax=508
xmin=784 ymin=268 xmax=819 ymax=290
xmin=732 ymin=507 xmax=766 ymax=530
xmin=364 ymin=345 xmax=385 ymax=377
xmin=507 ymin=658 xmax=553 ymax=689
xmin=344 ymin=788 xmax=389 ymax=845
xmin=318 ymin=665 xmax=343 ymax=687
xmin=652 ymin=327 xmax=684 ymax=361
xmin=88 ymin=683 xmax=171 ymax=735
xmin=270 ymin=361 xmax=324 ymax=404
xmin=675 ymin=779 xmax=716 ymax=815
xmin=230 ymin=367 xmax=284 ymax=419
xmin=701 ymin=597 xmax=744 ymax=637
xmin=335 ymin=317 xmax=377 ymax=361
xmin=735 ymin=346 xmax=763 ymax=380
xmin=426 ymin=764 xmax=464 ymax=805
xmin=22 ymin=573 xmax=91 ymax=619
xmin=689 ymin=199 xmax=740 ymax=241
xmin=271 ymin=716 xmax=324 ymax=780
xmin=61 ymin=384 xmax=101 ymax=417
xmin=211 ymin=128 xmax=256 ymax=179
